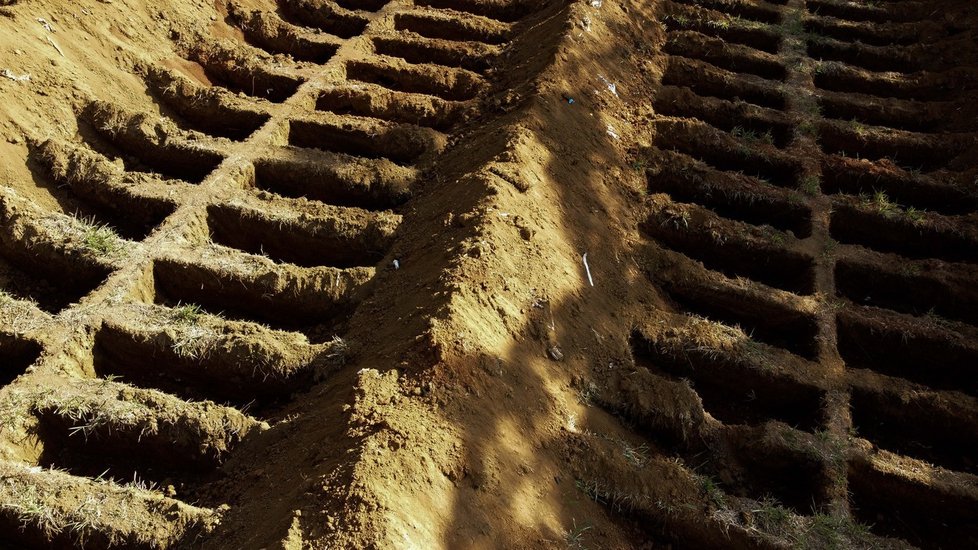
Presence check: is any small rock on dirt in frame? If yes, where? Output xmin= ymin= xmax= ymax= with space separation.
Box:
xmin=547 ymin=345 xmax=564 ymax=361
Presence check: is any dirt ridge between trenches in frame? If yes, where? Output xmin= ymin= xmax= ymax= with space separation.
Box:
xmin=0 ymin=0 xmax=976 ymax=548
xmin=574 ymin=0 xmax=978 ymax=548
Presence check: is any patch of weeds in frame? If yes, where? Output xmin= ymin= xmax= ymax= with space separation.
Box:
xmin=96 ymin=108 xmax=130 ymax=134
xmin=733 ymin=16 xmax=765 ymax=31
xmin=620 ymin=440 xmax=649 ymax=467
xmin=664 ymin=209 xmax=690 ymax=230
xmin=904 ymin=165 xmax=924 ymax=178
xmin=796 ymin=119 xmax=818 ymax=139
xmin=922 ymin=308 xmax=956 ymax=330
xmin=565 ymin=520 xmax=592 ymax=549
xmin=866 ymin=191 xmax=899 ymax=218
xmin=576 ymin=478 xmax=641 ymax=514
xmin=754 ymin=497 xmax=792 ymax=534
xmin=801 ymin=99 xmax=823 ymax=117
xmin=904 ymin=206 xmax=926 ymax=225
xmin=731 ymin=126 xmax=773 ymax=145
xmin=799 ymin=175 xmax=821 ymax=196
xmin=804 ymin=513 xmax=873 ymax=549
xmin=172 ymin=323 xmax=217 ymax=359
xmin=705 ymin=18 xmax=730 ymax=30
xmin=731 ymin=126 xmax=757 ymax=141
xmin=806 ymin=514 xmax=842 ymax=548
xmin=1 ymin=483 xmax=60 ymax=539
xmin=825 ymin=296 xmax=847 ymax=311
xmin=99 ymin=374 xmax=122 ymax=386
xmin=664 ymin=14 xmax=690 ymax=26
xmin=736 ymin=145 xmax=756 ymax=159
xmin=847 ymin=118 xmax=870 ymax=137
xmin=577 ymin=381 xmax=599 ymax=405
xmin=656 ymin=498 xmax=679 ymax=515
xmin=710 ymin=228 xmax=727 ymax=246
xmin=814 ymin=61 xmax=843 ymax=76
xmin=806 ymin=34 xmax=830 ymax=46
xmin=81 ymin=221 xmax=122 ymax=256
xmin=776 ymin=13 xmax=805 ymax=38
xmin=126 ymin=472 xmax=158 ymax=492
xmin=740 ymin=339 xmax=773 ymax=369
xmin=813 ymin=429 xmax=848 ymax=469
xmin=793 ymin=60 xmax=813 ymax=74
xmin=698 ymin=475 xmax=726 ymax=508
xmin=780 ymin=427 xmax=803 ymax=453
xmin=765 ymin=227 xmax=787 ymax=245
xmin=172 ymin=303 xmax=203 ymax=325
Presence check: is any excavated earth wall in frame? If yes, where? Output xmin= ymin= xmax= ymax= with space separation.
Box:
xmin=0 ymin=0 xmax=975 ymax=548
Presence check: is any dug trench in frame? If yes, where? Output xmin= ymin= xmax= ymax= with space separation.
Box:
xmin=0 ymin=0 xmax=976 ymax=548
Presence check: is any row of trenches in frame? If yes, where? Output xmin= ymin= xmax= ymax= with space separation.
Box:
xmin=804 ymin=9 xmax=978 ymax=547
xmin=0 ymin=179 xmax=397 ymax=336
xmin=184 ymin=0 xmax=510 ymax=108
xmin=605 ymin=0 xmax=978 ymax=548
xmin=2 ymin=107 xmax=414 ymax=315
xmin=0 ymin=313 xmax=308 ymax=506
xmin=624 ymin=327 xmax=832 ymax=515
xmin=0 ymin=1 xmax=553 ymax=541
xmin=0 ymin=0 xmax=546 ymax=367
xmin=0 ymin=0 xmax=370 ymax=522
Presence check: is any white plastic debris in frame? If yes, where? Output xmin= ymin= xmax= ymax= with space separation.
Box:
xmin=46 ymin=36 xmax=64 ymax=57
xmin=590 ymin=0 xmax=603 ymax=7
xmin=605 ymin=124 xmax=620 ymax=140
xmin=392 ymin=259 xmax=400 ymax=270
xmin=582 ymin=253 xmax=594 ymax=286
xmin=598 ymin=74 xmax=618 ymax=97
xmin=1 ymin=69 xmax=30 ymax=82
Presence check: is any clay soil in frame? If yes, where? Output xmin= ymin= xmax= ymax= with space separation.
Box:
xmin=0 ymin=0 xmax=976 ymax=548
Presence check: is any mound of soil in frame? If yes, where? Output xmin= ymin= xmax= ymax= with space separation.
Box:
xmin=0 ymin=0 xmax=976 ymax=548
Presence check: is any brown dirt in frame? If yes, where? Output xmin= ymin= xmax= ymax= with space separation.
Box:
xmin=0 ymin=0 xmax=976 ymax=548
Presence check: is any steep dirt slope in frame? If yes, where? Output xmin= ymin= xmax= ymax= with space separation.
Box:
xmin=0 ymin=0 xmax=976 ymax=548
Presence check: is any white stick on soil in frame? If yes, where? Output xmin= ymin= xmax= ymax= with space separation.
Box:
xmin=46 ymin=36 xmax=64 ymax=57
xmin=582 ymin=253 xmax=594 ymax=287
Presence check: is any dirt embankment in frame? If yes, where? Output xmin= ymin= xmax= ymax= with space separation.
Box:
xmin=0 ymin=0 xmax=976 ymax=548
